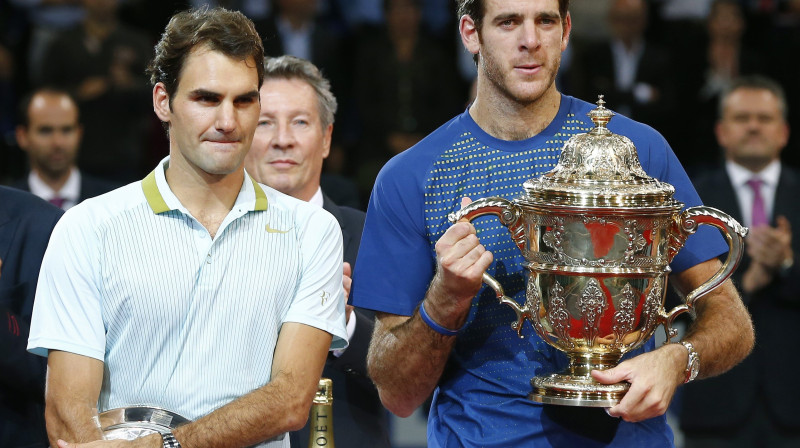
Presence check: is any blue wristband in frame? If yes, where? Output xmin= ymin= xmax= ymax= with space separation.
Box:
xmin=418 ymin=302 xmax=464 ymax=336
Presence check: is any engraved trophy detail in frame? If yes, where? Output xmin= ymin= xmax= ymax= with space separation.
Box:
xmin=448 ymin=97 xmax=747 ymax=407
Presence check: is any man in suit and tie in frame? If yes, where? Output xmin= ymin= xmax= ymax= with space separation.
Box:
xmin=12 ymin=87 xmax=117 ymax=210
xmin=571 ymin=0 xmax=675 ymax=129
xmin=680 ymin=75 xmax=800 ymax=447
xmin=0 ymin=186 xmax=62 ymax=447
xmin=245 ymin=55 xmax=390 ymax=448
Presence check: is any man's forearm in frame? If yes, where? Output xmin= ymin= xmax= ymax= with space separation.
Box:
xmin=683 ymin=280 xmax=754 ymax=378
xmin=45 ymin=402 xmax=103 ymax=446
xmin=368 ymin=309 xmax=458 ymax=418
xmin=368 ymin=216 xmax=490 ymax=417
xmin=173 ymin=322 xmax=332 ymax=448
xmin=173 ymin=370 xmax=311 ymax=448
xmin=45 ymin=394 xmax=106 ymax=446
xmin=45 ymin=352 xmax=105 ymax=446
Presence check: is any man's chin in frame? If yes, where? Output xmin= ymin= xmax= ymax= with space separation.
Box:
xmin=202 ymin=159 xmax=247 ymax=177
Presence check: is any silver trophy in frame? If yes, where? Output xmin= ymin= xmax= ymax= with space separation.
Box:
xmin=449 ymin=98 xmax=747 ymax=407
xmin=99 ymin=406 xmax=189 ymax=440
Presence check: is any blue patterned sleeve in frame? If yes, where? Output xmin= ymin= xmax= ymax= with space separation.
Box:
xmin=350 ymin=154 xmax=436 ymax=316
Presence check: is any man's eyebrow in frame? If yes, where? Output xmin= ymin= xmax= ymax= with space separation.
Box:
xmin=492 ymin=10 xmax=561 ymax=23
xmin=236 ymin=90 xmax=260 ymax=101
xmin=538 ymin=11 xmax=561 ymax=21
xmin=492 ymin=12 xmax=521 ymax=22
xmin=189 ymin=88 xmax=222 ymax=98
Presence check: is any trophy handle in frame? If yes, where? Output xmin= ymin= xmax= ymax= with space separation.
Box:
xmin=662 ymin=206 xmax=748 ymax=338
xmin=447 ymin=197 xmax=527 ymax=251
xmin=448 ymin=197 xmax=532 ymax=337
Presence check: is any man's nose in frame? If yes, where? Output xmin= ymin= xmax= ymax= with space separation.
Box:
xmin=52 ymin=131 xmax=71 ymax=149
xmin=520 ymin=21 xmax=541 ymax=51
xmin=271 ymin=122 xmax=295 ymax=148
xmin=215 ymin=101 xmax=237 ymax=133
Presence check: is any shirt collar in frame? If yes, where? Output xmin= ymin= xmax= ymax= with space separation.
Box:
xmin=611 ymin=38 xmax=644 ymax=58
xmin=142 ymin=156 xmax=268 ymax=215
xmin=726 ymin=159 xmax=781 ymax=189
xmin=309 ymin=186 xmax=324 ymax=208
xmin=28 ymin=167 xmax=80 ymax=202
xmin=277 ymin=14 xmax=313 ymax=35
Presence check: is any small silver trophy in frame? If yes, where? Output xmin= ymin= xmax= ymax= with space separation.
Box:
xmin=99 ymin=406 xmax=189 ymax=440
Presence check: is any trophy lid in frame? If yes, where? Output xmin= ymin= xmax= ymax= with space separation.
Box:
xmin=522 ymin=96 xmax=679 ymax=209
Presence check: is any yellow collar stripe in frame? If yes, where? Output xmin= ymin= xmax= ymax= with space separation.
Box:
xmin=251 ymin=176 xmax=268 ymax=211
xmin=142 ymin=169 xmax=171 ymax=214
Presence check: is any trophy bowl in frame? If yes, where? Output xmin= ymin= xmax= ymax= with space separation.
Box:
xmin=99 ymin=406 xmax=189 ymax=440
xmin=448 ymin=98 xmax=747 ymax=407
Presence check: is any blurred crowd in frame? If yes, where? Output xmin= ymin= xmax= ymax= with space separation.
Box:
xmin=2 ymin=0 xmax=800 ymax=208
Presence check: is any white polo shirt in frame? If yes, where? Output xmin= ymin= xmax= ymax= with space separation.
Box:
xmin=28 ymin=157 xmax=347 ymax=445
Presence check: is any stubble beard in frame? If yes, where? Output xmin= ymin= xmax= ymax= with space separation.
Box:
xmin=480 ymin=49 xmax=560 ymax=108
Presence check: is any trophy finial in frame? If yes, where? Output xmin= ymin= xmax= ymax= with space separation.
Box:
xmin=588 ymin=95 xmax=615 ymax=133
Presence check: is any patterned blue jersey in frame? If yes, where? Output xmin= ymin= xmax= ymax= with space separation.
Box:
xmin=351 ymin=95 xmax=726 ymax=447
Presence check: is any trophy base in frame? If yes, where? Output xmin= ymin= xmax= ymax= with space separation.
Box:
xmin=529 ymin=373 xmax=630 ymax=407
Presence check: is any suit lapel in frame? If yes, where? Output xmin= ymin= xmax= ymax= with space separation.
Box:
xmin=773 ymin=167 xmax=798 ymax=223
xmin=0 ymin=200 xmax=16 ymax=270
xmin=322 ymin=193 xmax=351 ymax=252
xmin=714 ymin=169 xmax=744 ymax=223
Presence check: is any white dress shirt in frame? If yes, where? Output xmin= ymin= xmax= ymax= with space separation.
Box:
xmin=28 ymin=167 xmax=80 ymax=210
xmin=725 ymin=159 xmax=781 ymax=227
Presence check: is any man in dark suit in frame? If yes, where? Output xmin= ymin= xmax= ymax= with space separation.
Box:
xmin=570 ymin=0 xmax=675 ymax=140
xmin=680 ymin=75 xmax=800 ymax=447
xmin=0 ymin=186 xmax=63 ymax=447
xmin=252 ymin=0 xmax=347 ymax=110
xmin=12 ymin=87 xmax=117 ymax=209
xmin=245 ymin=55 xmax=390 ymax=448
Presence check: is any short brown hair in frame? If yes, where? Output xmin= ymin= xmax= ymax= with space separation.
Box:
xmin=456 ymin=0 xmax=571 ymax=33
xmin=146 ymin=6 xmax=265 ymax=104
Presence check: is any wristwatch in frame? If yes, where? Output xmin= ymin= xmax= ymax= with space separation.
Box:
xmin=679 ymin=341 xmax=700 ymax=384
xmin=161 ymin=432 xmax=182 ymax=448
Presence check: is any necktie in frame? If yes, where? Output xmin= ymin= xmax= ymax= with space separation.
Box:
xmin=49 ymin=197 xmax=65 ymax=209
xmin=746 ymin=178 xmax=768 ymax=227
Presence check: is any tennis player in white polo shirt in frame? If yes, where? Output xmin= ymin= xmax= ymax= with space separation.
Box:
xmin=27 ymin=7 xmax=348 ymax=448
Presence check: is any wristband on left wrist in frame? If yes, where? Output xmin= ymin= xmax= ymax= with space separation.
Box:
xmin=418 ymin=302 xmax=465 ymax=336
